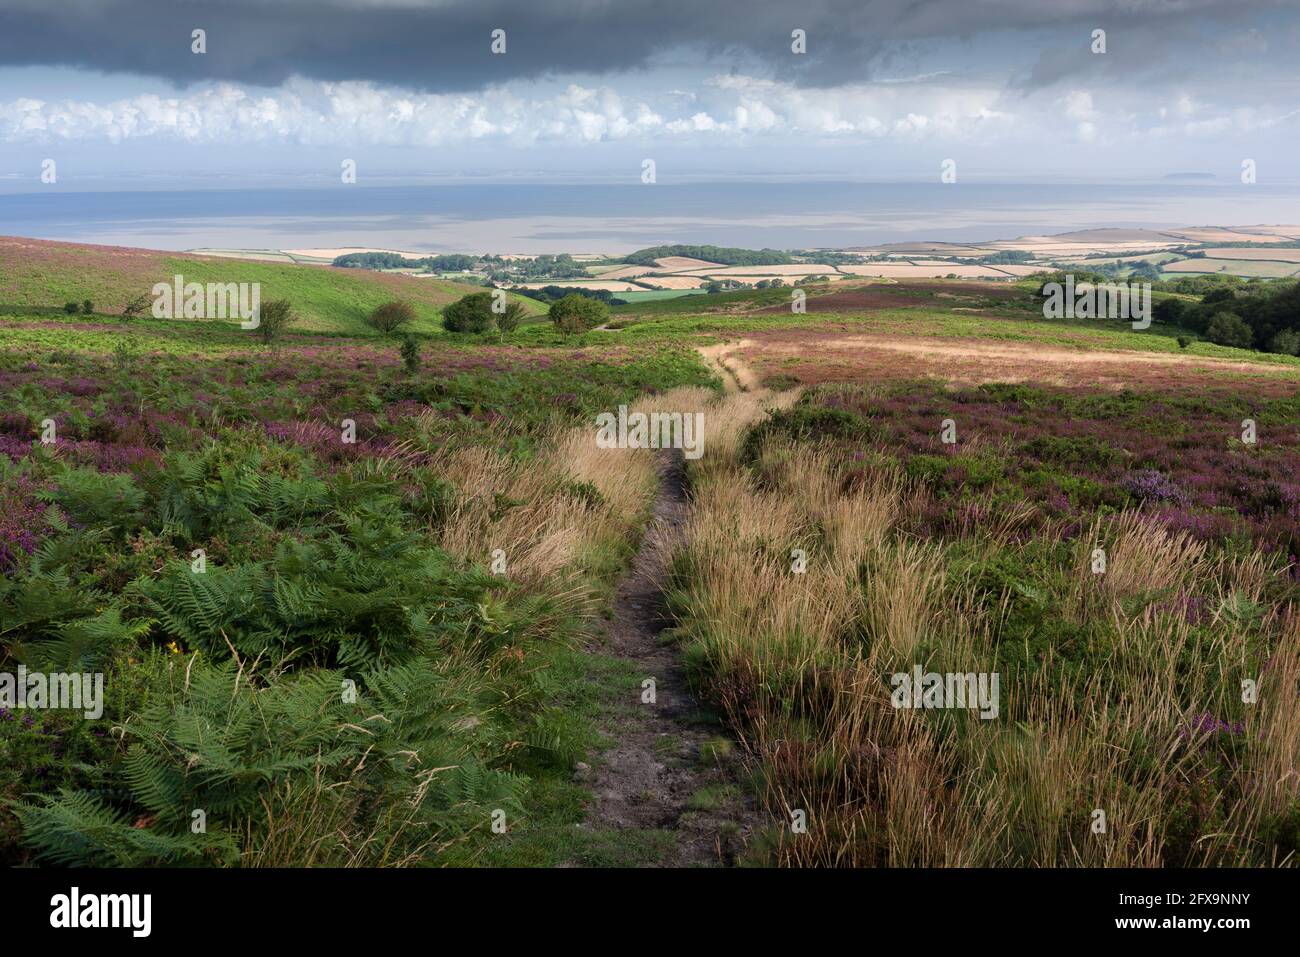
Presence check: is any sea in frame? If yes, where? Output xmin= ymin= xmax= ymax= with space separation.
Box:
xmin=0 ymin=180 xmax=1297 ymax=253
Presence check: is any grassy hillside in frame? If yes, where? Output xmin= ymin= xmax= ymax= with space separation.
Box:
xmin=0 ymin=237 xmax=545 ymax=336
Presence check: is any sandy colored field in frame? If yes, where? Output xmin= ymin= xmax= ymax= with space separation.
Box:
xmin=848 ymin=242 xmax=999 ymax=256
xmin=849 ymin=227 xmax=1300 ymax=261
xmin=187 ymin=249 xmax=299 ymax=263
xmin=836 ymin=263 xmax=1024 ymax=279
xmin=652 ymin=256 xmax=724 ymax=270
xmin=1226 ymin=225 xmax=1300 ymax=239
xmin=513 ymin=280 xmax=646 ymax=292
xmin=1199 ymin=247 xmax=1300 ymax=262
xmin=281 ymin=247 xmax=429 ymax=259
xmin=639 ymin=275 xmax=708 ymax=289
xmin=679 ymin=264 xmax=837 ymax=277
xmin=1055 ymin=252 xmax=1182 ymax=266
xmin=714 ymin=331 xmax=1300 ymax=392
xmin=588 ymin=264 xmax=654 ymax=279
xmin=1162 ymin=258 xmax=1300 ymax=277
xmin=1169 ymin=227 xmax=1300 ymax=243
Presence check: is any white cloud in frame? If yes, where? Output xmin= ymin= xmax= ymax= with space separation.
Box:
xmin=0 ymin=74 xmax=1019 ymax=148
xmin=1 ymin=71 xmax=1282 ymax=155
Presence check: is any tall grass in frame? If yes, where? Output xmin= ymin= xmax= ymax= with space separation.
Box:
xmin=666 ymin=390 xmax=1300 ymax=866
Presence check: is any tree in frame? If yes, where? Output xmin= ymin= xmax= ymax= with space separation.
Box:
xmin=548 ymin=294 xmax=608 ymax=334
xmin=1204 ymin=311 xmax=1254 ymax=349
xmin=1152 ymin=297 xmax=1186 ymax=326
xmin=255 ymin=298 xmax=296 ymax=345
xmin=441 ymin=292 xmax=497 ymax=333
xmin=496 ymin=300 xmax=527 ymax=335
xmin=367 ymin=300 xmax=417 ymax=335
xmin=400 ymin=334 xmax=421 ymax=373
xmin=122 ymin=294 xmax=151 ymax=318
xmin=1267 ymin=329 xmax=1300 ymax=356
xmin=82 ymin=300 xmax=95 ymax=314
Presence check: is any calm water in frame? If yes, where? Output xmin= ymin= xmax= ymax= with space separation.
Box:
xmin=1 ymin=181 xmax=1297 ymax=253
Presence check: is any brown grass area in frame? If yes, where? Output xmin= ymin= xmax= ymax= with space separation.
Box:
xmin=756 ymin=281 xmax=1023 ymax=315
xmin=726 ymin=330 xmax=1300 ymax=391
xmin=667 ymin=388 xmax=1300 ymax=866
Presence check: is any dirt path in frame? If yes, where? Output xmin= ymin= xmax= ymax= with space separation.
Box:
xmin=697 ymin=341 xmax=760 ymax=393
xmin=580 ymin=449 xmax=760 ymax=866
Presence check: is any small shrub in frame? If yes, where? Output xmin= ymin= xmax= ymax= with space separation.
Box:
xmin=121 ymin=294 xmax=151 ymax=318
xmin=111 ymin=338 xmax=140 ymax=374
xmin=496 ymin=300 xmax=527 ymax=335
xmin=367 ymin=300 xmax=417 ymax=335
xmin=400 ymin=334 xmax=421 ymax=373
xmin=548 ymin=294 xmax=607 ymax=334
xmin=63 ymin=302 xmax=79 ymax=314
xmin=441 ymin=292 xmax=497 ymax=334
xmin=1176 ymin=335 xmax=1192 ymax=349
xmin=254 ymin=298 xmax=296 ymax=345
xmin=82 ymin=300 xmax=94 ymax=315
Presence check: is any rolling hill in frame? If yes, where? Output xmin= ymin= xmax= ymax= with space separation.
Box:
xmin=0 ymin=236 xmax=545 ymax=335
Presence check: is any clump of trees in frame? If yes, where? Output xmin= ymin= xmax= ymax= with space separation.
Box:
xmin=513 ymin=285 xmax=624 ymax=305
xmin=1170 ymin=282 xmax=1300 ymax=354
xmin=623 ymin=245 xmax=793 ymax=267
xmin=486 ymin=254 xmax=588 ymax=282
xmin=441 ymin=292 xmax=528 ymax=335
xmin=549 ymin=294 xmax=608 ymax=334
xmin=334 ymin=252 xmax=479 ymax=271
xmin=442 ymin=292 xmax=497 ymax=333
xmin=1204 ymin=311 xmax=1253 ymax=349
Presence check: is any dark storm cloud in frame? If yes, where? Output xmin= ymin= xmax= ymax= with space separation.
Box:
xmin=0 ymin=0 xmax=1291 ymax=90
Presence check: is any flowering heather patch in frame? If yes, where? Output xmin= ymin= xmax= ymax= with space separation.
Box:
xmin=785 ymin=379 xmax=1300 ymax=553
xmin=0 ymin=336 xmax=707 ymax=471
xmin=0 ymin=472 xmax=48 ymax=572
xmin=0 ymin=435 xmax=32 ymax=463
xmin=264 ymin=420 xmax=399 ymax=464
xmin=1121 ymin=469 xmax=1190 ymax=506
xmin=1183 ymin=711 xmax=1247 ymax=737
xmin=53 ymin=439 xmax=161 ymax=473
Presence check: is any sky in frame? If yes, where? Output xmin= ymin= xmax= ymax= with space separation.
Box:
xmin=0 ymin=0 xmax=1298 ymax=191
